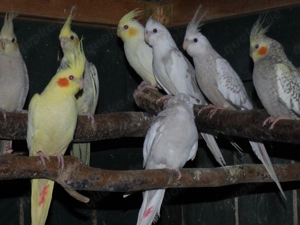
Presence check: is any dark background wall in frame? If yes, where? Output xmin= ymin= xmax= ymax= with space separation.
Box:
xmin=1 ymin=6 xmax=300 ymax=225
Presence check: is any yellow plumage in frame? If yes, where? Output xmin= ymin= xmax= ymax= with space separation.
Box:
xmin=27 ymin=41 xmax=85 ymax=225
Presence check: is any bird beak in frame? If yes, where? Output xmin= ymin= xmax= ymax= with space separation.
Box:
xmin=117 ymin=28 xmax=121 ymax=37
xmin=144 ymin=32 xmax=149 ymax=43
xmin=60 ymin=37 xmax=67 ymax=49
xmin=1 ymin=42 xmax=5 ymax=50
xmin=79 ymin=78 xmax=84 ymax=90
xmin=183 ymin=41 xmax=188 ymax=51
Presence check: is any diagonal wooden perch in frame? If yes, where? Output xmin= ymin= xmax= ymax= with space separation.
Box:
xmin=1 ymin=155 xmax=299 ymax=193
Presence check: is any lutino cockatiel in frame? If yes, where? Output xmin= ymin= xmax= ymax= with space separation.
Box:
xmin=58 ymin=9 xmax=99 ymax=166
xmin=250 ymin=15 xmax=300 ymax=129
xmin=183 ymin=7 xmax=285 ymax=198
xmin=144 ymin=17 xmax=226 ymax=166
xmin=117 ymin=9 xmax=158 ymax=90
xmin=0 ymin=13 xmax=29 ymax=155
xmin=27 ymin=40 xmax=85 ymax=225
xmin=137 ymin=93 xmax=198 ymax=225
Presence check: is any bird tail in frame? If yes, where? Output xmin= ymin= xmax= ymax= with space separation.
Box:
xmin=201 ymin=133 xmax=226 ymax=166
xmin=0 ymin=140 xmax=12 ymax=155
xmin=137 ymin=189 xmax=166 ymax=225
xmin=71 ymin=143 xmax=90 ymax=166
xmin=31 ymin=178 xmax=55 ymax=225
xmin=249 ymin=141 xmax=286 ymax=199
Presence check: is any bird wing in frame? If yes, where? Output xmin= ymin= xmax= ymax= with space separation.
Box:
xmin=86 ymin=62 xmax=100 ymax=114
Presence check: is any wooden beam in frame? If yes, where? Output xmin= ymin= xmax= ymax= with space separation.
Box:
xmin=0 ymin=0 xmax=299 ymax=27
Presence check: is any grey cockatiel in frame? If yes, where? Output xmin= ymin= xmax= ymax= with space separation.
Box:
xmin=137 ymin=93 xmax=198 ymax=225
xmin=183 ymin=7 xmax=285 ymax=198
xmin=0 ymin=13 xmax=29 ymax=155
xmin=144 ymin=17 xmax=226 ymax=166
xmin=117 ymin=9 xmax=159 ymax=90
xmin=250 ymin=16 xmax=300 ymax=129
xmin=58 ymin=10 xmax=99 ymax=166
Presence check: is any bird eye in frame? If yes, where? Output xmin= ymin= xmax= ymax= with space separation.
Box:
xmin=153 ymin=29 xmax=157 ymax=33
xmin=255 ymin=44 xmax=259 ymax=49
xmin=124 ymin=25 xmax=129 ymax=29
xmin=11 ymin=38 xmax=15 ymax=43
xmin=70 ymin=35 xmax=75 ymax=40
xmin=69 ymin=75 xmax=74 ymax=80
xmin=194 ymin=38 xmax=198 ymax=43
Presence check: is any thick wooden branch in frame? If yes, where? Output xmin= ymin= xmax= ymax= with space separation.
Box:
xmin=133 ymin=88 xmax=300 ymax=145
xmin=0 ymin=155 xmax=299 ymax=193
xmin=0 ymin=111 xmax=154 ymax=142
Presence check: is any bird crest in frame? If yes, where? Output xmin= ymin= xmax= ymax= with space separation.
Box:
xmin=250 ymin=14 xmax=270 ymax=43
xmin=186 ymin=5 xmax=206 ymax=36
xmin=59 ymin=8 xmax=74 ymax=38
xmin=0 ymin=13 xmax=17 ymax=38
xmin=119 ymin=9 xmax=143 ymax=25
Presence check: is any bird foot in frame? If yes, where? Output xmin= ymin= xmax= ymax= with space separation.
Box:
xmin=4 ymin=141 xmax=13 ymax=154
xmin=0 ymin=109 xmax=7 ymax=121
xmin=53 ymin=153 xmax=65 ymax=170
xmin=137 ymin=81 xmax=158 ymax=92
xmin=36 ymin=150 xmax=50 ymax=167
xmin=175 ymin=169 xmax=182 ymax=180
xmin=198 ymin=104 xmax=216 ymax=115
xmin=156 ymin=94 xmax=172 ymax=106
xmin=15 ymin=109 xmax=28 ymax=113
xmin=263 ymin=116 xmax=293 ymax=130
xmin=82 ymin=112 xmax=95 ymax=125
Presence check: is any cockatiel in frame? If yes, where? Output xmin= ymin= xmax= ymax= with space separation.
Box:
xmin=117 ymin=9 xmax=158 ymax=90
xmin=58 ymin=10 xmax=99 ymax=166
xmin=144 ymin=17 xmax=226 ymax=166
xmin=0 ymin=13 xmax=29 ymax=155
xmin=27 ymin=41 xmax=85 ymax=225
xmin=250 ymin=15 xmax=300 ymax=129
xmin=183 ymin=7 xmax=285 ymax=198
xmin=137 ymin=93 xmax=198 ymax=225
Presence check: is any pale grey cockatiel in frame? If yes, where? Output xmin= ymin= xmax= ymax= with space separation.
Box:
xmin=137 ymin=93 xmax=198 ymax=225
xmin=58 ymin=10 xmax=99 ymax=165
xmin=0 ymin=13 xmax=29 ymax=155
xmin=117 ymin=9 xmax=158 ymax=89
xmin=250 ymin=16 xmax=300 ymax=129
xmin=183 ymin=8 xmax=285 ymax=198
xmin=144 ymin=17 xmax=226 ymax=166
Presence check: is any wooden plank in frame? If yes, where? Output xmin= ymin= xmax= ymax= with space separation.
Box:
xmin=0 ymin=0 xmax=300 ymax=27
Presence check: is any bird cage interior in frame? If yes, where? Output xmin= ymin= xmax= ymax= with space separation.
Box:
xmin=1 ymin=0 xmax=300 ymax=225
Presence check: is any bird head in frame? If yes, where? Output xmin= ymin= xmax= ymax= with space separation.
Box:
xmin=144 ymin=17 xmax=175 ymax=48
xmin=249 ymin=16 xmax=272 ymax=63
xmin=183 ymin=5 xmax=209 ymax=56
xmin=117 ymin=9 xmax=145 ymax=42
xmin=0 ymin=13 xmax=18 ymax=55
xmin=59 ymin=8 xmax=80 ymax=53
xmin=51 ymin=39 xmax=86 ymax=96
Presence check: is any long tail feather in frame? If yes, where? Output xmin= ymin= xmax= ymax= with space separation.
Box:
xmin=201 ymin=133 xmax=226 ymax=166
xmin=137 ymin=189 xmax=166 ymax=225
xmin=71 ymin=143 xmax=90 ymax=166
xmin=31 ymin=179 xmax=55 ymax=225
xmin=249 ymin=141 xmax=286 ymax=199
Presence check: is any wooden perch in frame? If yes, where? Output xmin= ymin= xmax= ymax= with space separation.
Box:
xmin=133 ymin=88 xmax=300 ymax=144
xmin=0 ymin=111 xmax=154 ymax=142
xmin=0 ymin=155 xmax=299 ymax=193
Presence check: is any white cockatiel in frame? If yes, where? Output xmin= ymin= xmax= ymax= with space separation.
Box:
xmin=183 ymin=7 xmax=285 ymax=198
xmin=137 ymin=93 xmax=198 ymax=225
xmin=58 ymin=10 xmax=99 ymax=165
xmin=0 ymin=13 xmax=29 ymax=155
xmin=117 ymin=9 xmax=158 ymax=90
xmin=144 ymin=17 xmax=226 ymax=166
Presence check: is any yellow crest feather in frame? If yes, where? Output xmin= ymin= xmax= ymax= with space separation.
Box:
xmin=250 ymin=14 xmax=270 ymax=43
xmin=1 ymin=12 xmax=17 ymax=37
xmin=59 ymin=8 xmax=74 ymax=38
xmin=119 ymin=8 xmax=144 ymax=25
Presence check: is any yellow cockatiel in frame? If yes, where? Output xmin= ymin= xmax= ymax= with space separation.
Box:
xmin=27 ymin=40 xmax=85 ymax=225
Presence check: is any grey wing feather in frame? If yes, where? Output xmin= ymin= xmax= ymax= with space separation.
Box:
xmin=87 ymin=62 xmax=99 ymax=114
xmin=17 ymin=61 xmax=29 ymax=111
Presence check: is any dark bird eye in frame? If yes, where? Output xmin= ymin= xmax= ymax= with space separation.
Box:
xmin=255 ymin=44 xmax=259 ymax=49
xmin=124 ymin=25 xmax=129 ymax=29
xmin=11 ymin=38 xmax=15 ymax=43
xmin=194 ymin=38 xmax=198 ymax=43
xmin=153 ymin=29 xmax=157 ymax=33
xmin=70 ymin=35 xmax=75 ymax=40
xmin=69 ymin=75 xmax=74 ymax=80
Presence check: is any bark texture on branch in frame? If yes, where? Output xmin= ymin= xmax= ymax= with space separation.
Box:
xmin=133 ymin=88 xmax=300 ymax=144
xmin=0 ymin=155 xmax=299 ymax=192
xmin=0 ymin=111 xmax=154 ymax=142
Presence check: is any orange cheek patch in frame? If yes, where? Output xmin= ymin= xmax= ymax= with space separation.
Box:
xmin=39 ymin=184 xmax=50 ymax=206
xmin=57 ymin=78 xmax=69 ymax=87
xmin=258 ymin=46 xmax=268 ymax=55
xmin=129 ymin=27 xmax=138 ymax=37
